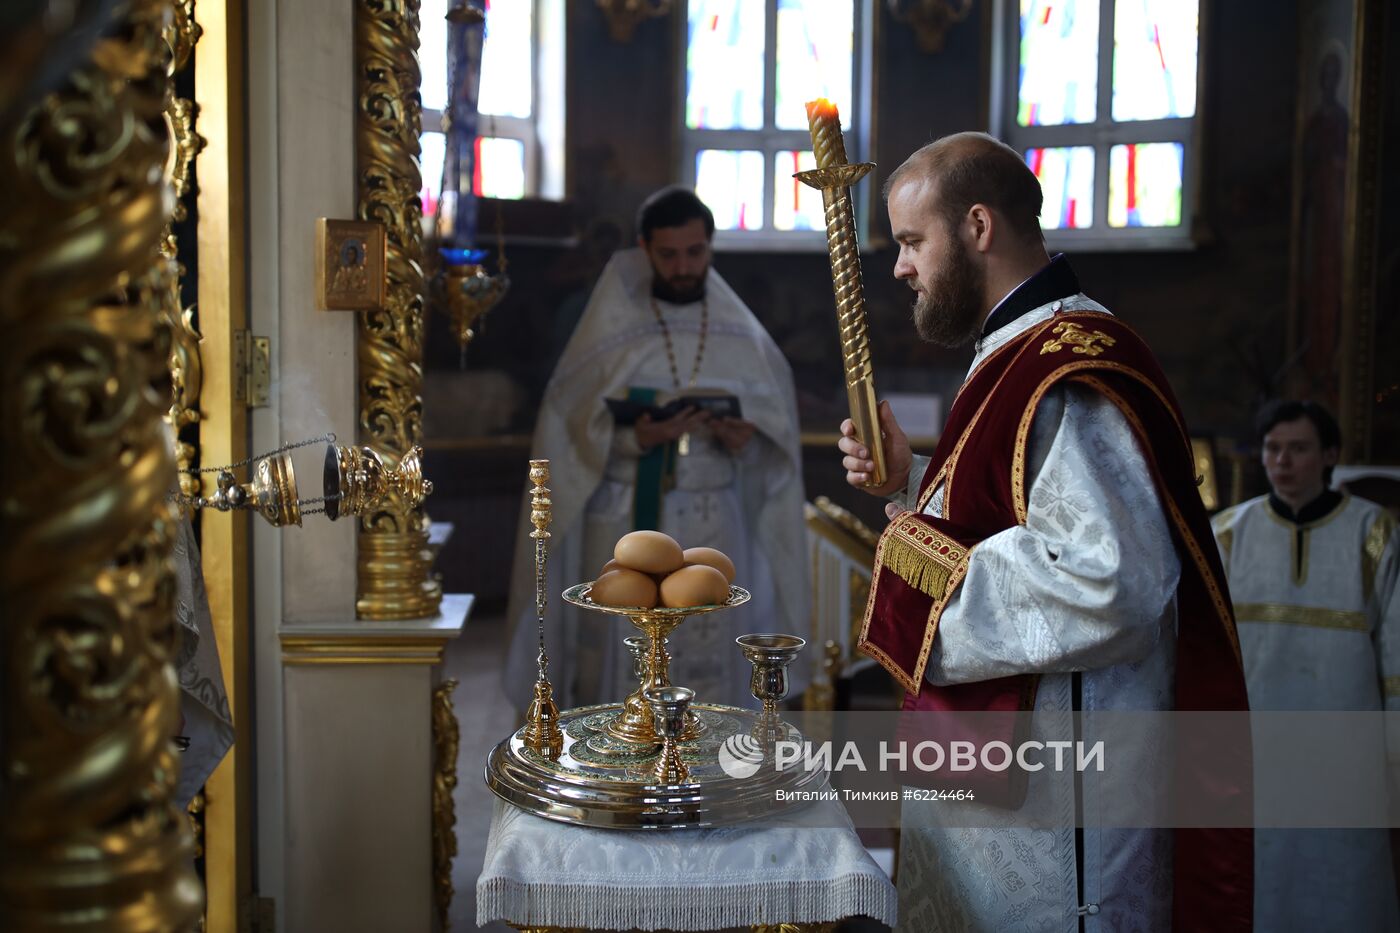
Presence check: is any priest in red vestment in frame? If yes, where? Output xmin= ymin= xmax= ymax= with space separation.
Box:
xmin=837 ymin=132 xmax=1251 ymax=932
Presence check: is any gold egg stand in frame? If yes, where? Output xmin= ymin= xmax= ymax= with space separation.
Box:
xmin=484 ymin=582 xmax=825 ymax=830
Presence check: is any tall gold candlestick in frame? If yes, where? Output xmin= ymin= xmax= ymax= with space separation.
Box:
xmin=797 ymin=98 xmax=887 ymax=488
xmin=521 ymin=460 xmax=563 ymax=758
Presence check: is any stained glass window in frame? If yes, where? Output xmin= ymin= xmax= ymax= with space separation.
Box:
xmin=686 ymin=0 xmax=766 ymax=130
xmin=1018 ymin=0 xmax=1099 ymax=126
xmin=682 ymin=0 xmax=864 ymax=237
xmin=420 ymin=131 xmax=447 ymax=219
xmin=774 ymin=0 xmax=853 ymax=131
xmin=1026 ymin=146 xmax=1094 ymax=229
xmin=772 ymin=150 xmax=825 ymax=231
xmin=475 ymin=137 xmax=527 ymax=200
xmin=1108 ymin=142 xmax=1182 ymax=227
xmin=695 ymin=150 xmax=765 ymax=230
xmin=479 ymin=0 xmax=533 ymax=118
xmin=1112 ymin=0 xmax=1198 ymax=122
xmin=999 ymin=0 xmax=1200 ymax=245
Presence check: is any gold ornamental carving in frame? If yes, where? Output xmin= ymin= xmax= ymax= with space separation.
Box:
xmin=1039 ymin=320 xmax=1116 ymax=357
xmin=0 ymin=0 xmax=203 ymax=928
xmin=432 ymin=678 xmax=461 ymax=931
xmin=163 ymin=0 xmax=207 ymax=504
xmin=188 ymin=791 xmax=207 ymax=860
xmin=355 ymin=0 xmax=442 ymax=620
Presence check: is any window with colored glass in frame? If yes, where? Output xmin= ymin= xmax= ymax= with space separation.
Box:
xmin=681 ymin=0 xmax=872 ymax=245
xmin=995 ymin=0 xmax=1201 ymax=249
xmin=419 ymin=0 xmax=565 ymax=216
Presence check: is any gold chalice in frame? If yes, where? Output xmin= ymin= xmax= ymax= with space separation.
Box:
xmin=562 ymin=582 xmax=751 ymax=747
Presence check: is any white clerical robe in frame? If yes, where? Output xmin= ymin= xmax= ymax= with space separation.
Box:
xmin=504 ymin=249 xmax=809 ymax=711
xmin=889 ymin=297 xmax=1181 ymax=932
xmin=1213 ymin=493 xmax=1400 ymax=932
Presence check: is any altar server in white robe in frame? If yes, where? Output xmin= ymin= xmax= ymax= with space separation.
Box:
xmin=1213 ymin=399 xmax=1400 ymax=932
xmin=840 ymin=134 xmax=1250 ymax=931
xmin=505 ymin=187 xmax=809 ymax=710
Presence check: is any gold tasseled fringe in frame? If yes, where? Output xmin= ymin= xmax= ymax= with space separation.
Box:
xmin=880 ymin=533 xmax=952 ymax=599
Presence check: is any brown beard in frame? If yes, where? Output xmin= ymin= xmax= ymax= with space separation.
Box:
xmin=651 ymin=268 xmax=708 ymax=304
xmin=911 ymin=234 xmax=984 ymax=349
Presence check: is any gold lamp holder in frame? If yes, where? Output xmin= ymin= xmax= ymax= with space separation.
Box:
xmin=324 ymin=443 xmax=434 ymax=521
xmin=443 ymin=261 xmax=510 ymax=362
xmin=521 ymin=459 xmax=564 ymax=758
xmin=796 ymin=100 xmax=886 ymax=488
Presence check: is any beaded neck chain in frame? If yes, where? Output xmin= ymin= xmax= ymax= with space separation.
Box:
xmin=649 ymin=294 xmax=708 ymax=389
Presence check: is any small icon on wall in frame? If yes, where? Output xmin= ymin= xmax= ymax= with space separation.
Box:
xmin=317 ymin=218 xmax=387 ymax=310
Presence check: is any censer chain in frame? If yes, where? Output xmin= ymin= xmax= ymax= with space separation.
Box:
xmin=179 ymin=432 xmax=338 ymax=475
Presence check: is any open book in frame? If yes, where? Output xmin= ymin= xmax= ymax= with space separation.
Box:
xmin=604 ymin=387 xmax=742 ymax=426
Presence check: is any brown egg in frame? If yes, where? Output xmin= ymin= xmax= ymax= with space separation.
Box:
xmin=659 ymin=564 xmax=730 ymax=608
xmin=614 ymin=530 xmax=685 ymax=575
xmin=682 ymin=546 xmax=736 ymax=583
xmin=599 ymin=558 xmax=625 ymax=577
xmin=590 ymin=569 xmax=658 ymax=608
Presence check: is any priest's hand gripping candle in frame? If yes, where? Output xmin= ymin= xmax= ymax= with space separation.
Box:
xmin=798 ymin=98 xmax=886 ymax=488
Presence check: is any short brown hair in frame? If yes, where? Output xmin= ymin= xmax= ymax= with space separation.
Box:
xmin=883 ymin=132 xmax=1044 ymax=244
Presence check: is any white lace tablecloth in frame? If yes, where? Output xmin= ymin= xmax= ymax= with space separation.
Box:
xmin=477 ymin=798 xmax=897 ymax=931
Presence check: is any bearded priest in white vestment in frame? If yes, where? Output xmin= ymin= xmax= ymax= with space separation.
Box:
xmin=504 ymin=188 xmax=809 ymax=710
xmin=1213 ymin=399 xmax=1400 ymax=932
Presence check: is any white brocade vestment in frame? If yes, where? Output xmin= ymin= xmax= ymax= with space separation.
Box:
xmin=888 ymin=297 xmax=1181 ymax=933
xmin=173 ymin=517 xmax=234 ymax=808
xmin=504 ymin=249 xmax=810 ymax=710
xmin=1213 ymin=493 xmax=1400 ymax=932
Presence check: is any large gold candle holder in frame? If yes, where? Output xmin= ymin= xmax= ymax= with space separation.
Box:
xmin=796 ymin=98 xmax=886 ymax=488
xmin=562 ymin=584 xmax=751 ymax=745
xmin=520 ymin=460 xmax=564 ymax=758
xmin=443 ymin=260 xmax=510 ymax=361
xmin=324 ymin=443 xmax=433 ymax=521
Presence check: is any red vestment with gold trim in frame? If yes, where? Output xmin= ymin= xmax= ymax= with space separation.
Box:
xmin=858 ymin=312 xmax=1253 ymax=932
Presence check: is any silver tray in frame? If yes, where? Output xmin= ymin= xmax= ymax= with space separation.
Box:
xmin=484 ymin=703 xmax=826 ymax=829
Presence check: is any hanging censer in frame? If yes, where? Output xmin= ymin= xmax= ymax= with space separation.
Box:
xmin=175 ymin=434 xmax=434 ymax=529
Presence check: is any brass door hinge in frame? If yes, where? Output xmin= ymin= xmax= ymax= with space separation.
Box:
xmin=233 ymin=330 xmax=271 ymax=409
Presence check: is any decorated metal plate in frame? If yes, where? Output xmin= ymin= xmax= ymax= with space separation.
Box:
xmin=484 ymin=702 xmax=827 ymax=829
